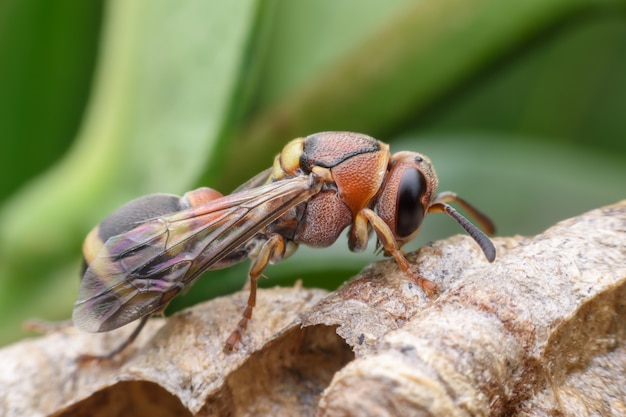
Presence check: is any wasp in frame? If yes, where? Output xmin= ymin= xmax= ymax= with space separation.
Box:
xmin=74 ymin=132 xmax=496 ymax=359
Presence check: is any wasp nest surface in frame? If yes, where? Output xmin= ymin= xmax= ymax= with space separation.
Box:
xmin=1 ymin=201 xmax=625 ymax=416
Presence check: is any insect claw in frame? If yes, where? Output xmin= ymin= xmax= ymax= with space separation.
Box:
xmin=76 ymin=349 xmax=125 ymax=364
xmin=22 ymin=318 xmax=73 ymax=334
xmin=76 ymin=353 xmax=108 ymax=364
xmin=76 ymin=316 xmax=149 ymax=363
xmin=401 ymin=261 xmax=438 ymax=296
xmin=224 ymin=327 xmax=244 ymax=351
xmin=414 ymin=275 xmax=438 ymax=297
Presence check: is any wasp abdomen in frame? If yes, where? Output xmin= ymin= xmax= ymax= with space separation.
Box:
xmin=82 ymin=194 xmax=183 ymax=272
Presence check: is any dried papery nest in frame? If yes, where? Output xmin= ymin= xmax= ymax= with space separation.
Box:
xmin=1 ymin=201 xmax=624 ymax=417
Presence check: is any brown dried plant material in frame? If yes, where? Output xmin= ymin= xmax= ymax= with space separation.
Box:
xmin=0 ymin=287 xmax=341 ymax=417
xmin=313 ymin=201 xmax=626 ymax=416
xmin=0 ymin=201 xmax=624 ymax=417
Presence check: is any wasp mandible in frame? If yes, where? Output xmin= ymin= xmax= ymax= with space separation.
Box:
xmin=74 ymin=132 xmax=496 ymax=359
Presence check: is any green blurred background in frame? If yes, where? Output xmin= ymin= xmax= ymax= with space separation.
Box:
xmin=1 ymin=0 xmax=625 ymax=347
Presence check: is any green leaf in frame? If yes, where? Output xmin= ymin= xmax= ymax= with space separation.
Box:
xmin=0 ymin=0 xmax=261 ymax=345
xmin=418 ymin=12 xmax=626 ymax=153
xmin=212 ymin=0 xmax=604 ymax=190
xmin=0 ymin=0 xmax=103 ymax=200
xmin=1 ymin=0 xmax=624 ymax=348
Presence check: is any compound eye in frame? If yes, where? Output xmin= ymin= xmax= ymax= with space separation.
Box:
xmin=396 ymin=168 xmax=426 ymax=238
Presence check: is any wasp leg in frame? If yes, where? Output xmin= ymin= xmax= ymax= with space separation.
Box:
xmin=348 ymin=211 xmax=370 ymax=252
xmin=225 ymin=233 xmax=286 ymax=351
xmin=77 ymin=315 xmax=150 ymax=363
xmin=361 ymin=208 xmax=437 ymax=296
xmin=23 ymin=318 xmax=73 ymax=334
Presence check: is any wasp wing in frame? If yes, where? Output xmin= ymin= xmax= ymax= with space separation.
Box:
xmin=73 ymin=174 xmax=321 ymax=332
xmin=232 ymin=167 xmax=272 ymax=193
